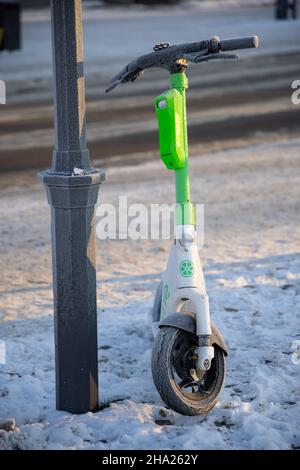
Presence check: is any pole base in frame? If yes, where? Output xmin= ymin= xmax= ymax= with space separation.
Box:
xmin=40 ymin=168 xmax=105 ymax=414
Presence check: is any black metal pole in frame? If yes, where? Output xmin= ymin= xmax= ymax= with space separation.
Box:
xmin=40 ymin=0 xmax=104 ymax=414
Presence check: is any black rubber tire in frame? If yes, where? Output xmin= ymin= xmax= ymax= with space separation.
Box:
xmin=151 ymin=281 xmax=163 ymax=323
xmin=151 ymin=326 xmax=226 ymax=416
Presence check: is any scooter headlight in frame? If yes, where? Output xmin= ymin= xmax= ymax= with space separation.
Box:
xmin=179 ymin=231 xmax=194 ymax=248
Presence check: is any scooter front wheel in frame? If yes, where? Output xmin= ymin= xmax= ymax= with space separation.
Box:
xmin=151 ymin=326 xmax=226 ymax=415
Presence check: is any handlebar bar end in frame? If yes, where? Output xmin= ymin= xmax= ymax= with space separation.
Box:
xmin=220 ymin=35 xmax=259 ymax=52
xmin=252 ymin=35 xmax=259 ymax=49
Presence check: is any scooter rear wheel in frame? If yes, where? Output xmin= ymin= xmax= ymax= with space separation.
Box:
xmin=151 ymin=326 xmax=226 ymax=415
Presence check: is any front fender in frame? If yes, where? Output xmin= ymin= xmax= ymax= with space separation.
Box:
xmin=159 ymin=312 xmax=228 ymax=356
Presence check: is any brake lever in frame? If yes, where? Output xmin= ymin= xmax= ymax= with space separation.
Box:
xmin=105 ymin=78 xmax=122 ymax=93
xmin=190 ymin=52 xmax=239 ymax=63
xmin=105 ymin=68 xmax=143 ymax=93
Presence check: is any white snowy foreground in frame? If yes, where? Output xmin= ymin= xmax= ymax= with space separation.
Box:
xmin=0 ymin=137 xmax=299 ymax=450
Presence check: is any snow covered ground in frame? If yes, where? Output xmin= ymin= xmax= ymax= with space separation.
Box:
xmin=0 ymin=137 xmax=299 ymax=450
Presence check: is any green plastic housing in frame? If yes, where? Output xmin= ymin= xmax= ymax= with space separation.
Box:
xmin=154 ymin=89 xmax=186 ymax=170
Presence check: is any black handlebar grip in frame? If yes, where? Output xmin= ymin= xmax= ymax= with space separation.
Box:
xmin=220 ymin=35 xmax=259 ymax=52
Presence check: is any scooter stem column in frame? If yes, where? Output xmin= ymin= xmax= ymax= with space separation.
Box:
xmin=170 ymin=73 xmax=194 ymax=226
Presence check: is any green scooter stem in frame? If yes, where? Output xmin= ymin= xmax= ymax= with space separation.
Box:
xmin=170 ymin=73 xmax=195 ymax=226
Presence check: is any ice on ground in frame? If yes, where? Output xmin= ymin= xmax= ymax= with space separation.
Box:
xmin=0 ymin=138 xmax=299 ymax=449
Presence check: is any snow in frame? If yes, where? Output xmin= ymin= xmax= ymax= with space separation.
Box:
xmin=0 ymin=138 xmax=300 ymax=450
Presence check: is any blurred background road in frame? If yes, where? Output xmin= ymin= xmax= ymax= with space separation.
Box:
xmin=0 ymin=1 xmax=300 ymax=174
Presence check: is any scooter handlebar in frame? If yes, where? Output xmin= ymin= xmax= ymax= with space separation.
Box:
xmin=105 ymin=35 xmax=259 ymax=92
xmin=219 ymin=35 xmax=259 ymax=52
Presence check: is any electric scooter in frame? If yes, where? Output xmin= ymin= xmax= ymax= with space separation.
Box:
xmin=106 ymin=34 xmax=259 ymax=415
